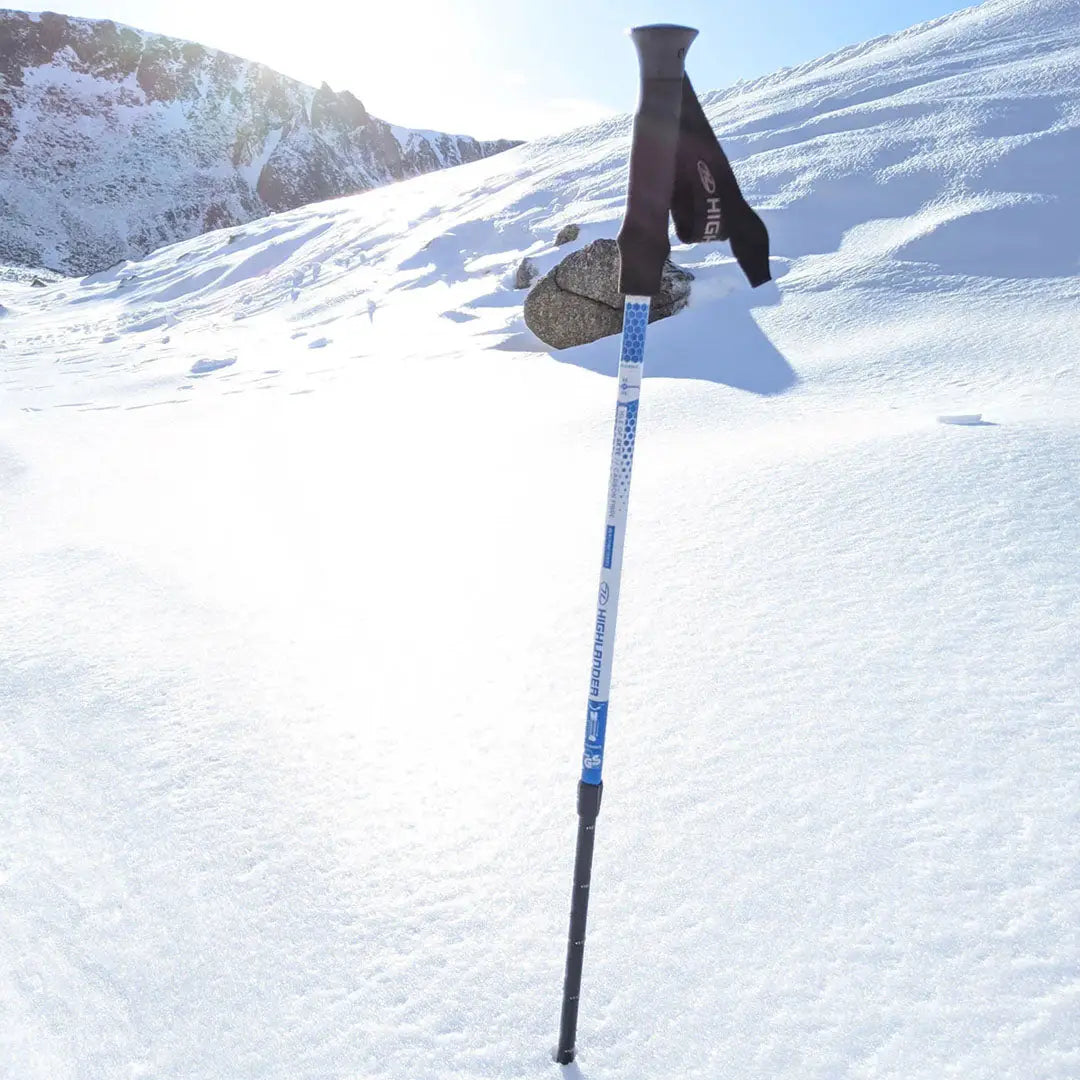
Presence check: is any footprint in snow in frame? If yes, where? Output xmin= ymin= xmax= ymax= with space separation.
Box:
xmin=307 ymin=337 xmax=330 ymax=349
xmin=190 ymin=357 xmax=236 ymax=375
xmin=122 ymin=315 xmax=168 ymax=334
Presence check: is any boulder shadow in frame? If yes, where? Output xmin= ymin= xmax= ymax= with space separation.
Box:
xmin=493 ymin=281 xmax=797 ymax=395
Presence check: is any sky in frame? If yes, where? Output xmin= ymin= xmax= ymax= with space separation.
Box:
xmin=41 ymin=0 xmax=980 ymax=139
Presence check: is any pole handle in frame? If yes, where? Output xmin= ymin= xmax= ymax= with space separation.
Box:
xmin=616 ymin=25 xmax=698 ymax=297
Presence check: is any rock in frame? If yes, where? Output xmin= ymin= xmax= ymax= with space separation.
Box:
xmin=554 ymin=240 xmax=622 ymax=308
xmin=554 ymin=223 xmax=581 ymax=246
xmin=514 ymin=257 xmax=538 ymax=289
xmin=523 ymin=273 xmax=623 ymax=350
xmin=523 ymin=238 xmax=693 ymax=350
xmin=30 ymin=276 xmax=46 ymax=287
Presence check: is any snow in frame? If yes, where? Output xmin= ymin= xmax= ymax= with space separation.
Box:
xmin=2 ymin=1 xmax=1080 ymax=1077
xmin=189 ymin=356 xmax=236 ymax=375
xmin=938 ymin=412 xmax=989 ymax=424
xmin=390 ymin=123 xmax=455 ymax=150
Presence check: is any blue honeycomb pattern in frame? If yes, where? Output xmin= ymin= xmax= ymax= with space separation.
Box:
xmin=607 ymin=298 xmax=649 ymax=518
xmin=619 ymin=298 xmax=650 ymax=367
xmin=610 ymin=399 xmax=639 ymax=517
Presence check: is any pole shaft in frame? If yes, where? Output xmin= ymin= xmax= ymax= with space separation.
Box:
xmin=556 ymin=781 xmax=601 ymax=1064
xmin=556 ymin=296 xmax=651 ymax=1066
xmin=581 ymin=297 xmax=650 ymax=788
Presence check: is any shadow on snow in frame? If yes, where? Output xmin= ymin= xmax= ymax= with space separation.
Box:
xmin=492 ymin=280 xmax=797 ymax=395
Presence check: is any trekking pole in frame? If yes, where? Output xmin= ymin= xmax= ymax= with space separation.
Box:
xmin=555 ymin=24 xmax=698 ymax=1067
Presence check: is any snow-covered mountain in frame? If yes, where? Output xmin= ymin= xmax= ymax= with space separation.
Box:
xmin=0 ymin=9 xmax=519 ymax=274
xmin=2 ymin=2 xmax=1079 ymax=1079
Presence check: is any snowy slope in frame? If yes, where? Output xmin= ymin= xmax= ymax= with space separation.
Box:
xmin=0 ymin=9 xmax=518 ymax=275
xmin=2 ymin=1 xmax=1080 ymax=1078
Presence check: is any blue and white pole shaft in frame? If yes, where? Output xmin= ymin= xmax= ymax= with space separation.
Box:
xmin=554 ymin=298 xmax=650 ymax=1066
xmin=581 ymin=297 xmax=649 ymax=786
xmin=555 ymin=24 xmax=696 ymax=1068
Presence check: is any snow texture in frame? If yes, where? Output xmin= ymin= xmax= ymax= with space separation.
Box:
xmin=2 ymin=2 xmax=1079 ymax=1078
xmin=0 ymin=9 xmax=519 ymax=275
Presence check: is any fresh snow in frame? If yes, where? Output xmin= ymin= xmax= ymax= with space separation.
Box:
xmin=2 ymin=1 xmax=1079 ymax=1078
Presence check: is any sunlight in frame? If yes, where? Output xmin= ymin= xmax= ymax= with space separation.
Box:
xmin=295 ymin=0 xmax=507 ymax=134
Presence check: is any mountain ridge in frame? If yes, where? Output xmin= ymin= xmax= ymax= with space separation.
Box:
xmin=0 ymin=8 xmax=520 ymax=274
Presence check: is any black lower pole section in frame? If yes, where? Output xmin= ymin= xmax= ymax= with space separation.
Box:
xmin=555 ymin=780 xmax=603 ymax=1065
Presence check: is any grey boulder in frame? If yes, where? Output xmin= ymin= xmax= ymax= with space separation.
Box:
xmin=523 ymin=239 xmax=692 ymax=350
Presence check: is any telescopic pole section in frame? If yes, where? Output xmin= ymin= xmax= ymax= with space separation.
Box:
xmin=555 ymin=778 xmax=602 ymax=1066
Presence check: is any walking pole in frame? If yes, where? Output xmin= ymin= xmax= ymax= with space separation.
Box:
xmin=555 ymin=24 xmax=698 ymax=1067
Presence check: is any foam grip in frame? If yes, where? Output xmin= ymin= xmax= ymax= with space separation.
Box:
xmin=616 ymin=25 xmax=698 ymax=297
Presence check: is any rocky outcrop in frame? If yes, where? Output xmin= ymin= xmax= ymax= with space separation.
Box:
xmin=0 ymin=10 xmax=520 ymax=274
xmin=523 ymin=239 xmax=693 ymax=350
xmin=554 ymin=224 xmax=581 ymax=246
xmin=514 ymin=257 xmax=538 ymax=289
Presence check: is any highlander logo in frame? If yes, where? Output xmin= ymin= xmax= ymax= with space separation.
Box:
xmin=698 ymin=160 xmax=723 ymax=239
xmin=697 ymin=160 xmax=717 ymax=194
xmin=589 ymin=610 xmax=607 ymax=698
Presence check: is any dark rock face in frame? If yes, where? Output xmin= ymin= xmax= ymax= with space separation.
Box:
xmin=523 ymin=239 xmax=693 ymax=350
xmin=554 ymin=223 xmax=580 ymax=246
xmin=514 ymin=257 xmax=538 ymax=289
xmin=0 ymin=10 xmax=521 ymax=274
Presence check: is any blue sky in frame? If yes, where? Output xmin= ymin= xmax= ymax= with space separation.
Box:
xmin=51 ymin=0 xmax=979 ymax=137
